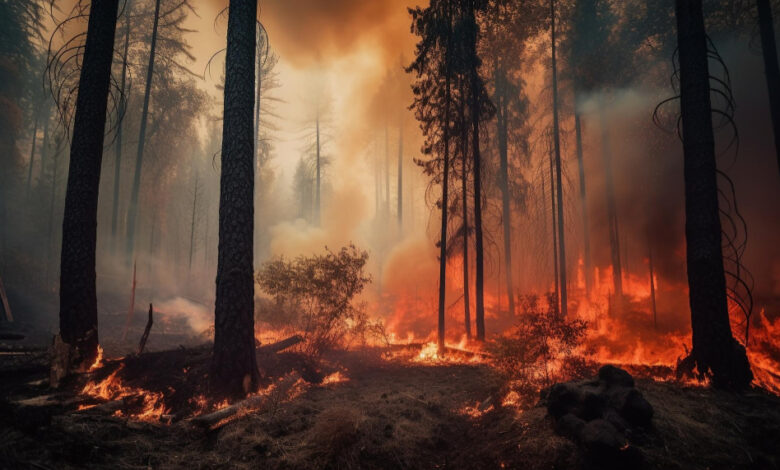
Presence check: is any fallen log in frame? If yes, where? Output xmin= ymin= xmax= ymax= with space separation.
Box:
xmin=136 ymin=304 xmax=153 ymax=355
xmin=189 ymin=372 xmax=301 ymax=429
xmin=256 ymin=335 xmax=303 ymax=355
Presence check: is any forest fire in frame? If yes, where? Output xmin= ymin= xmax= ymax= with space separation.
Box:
xmin=2 ymin=0 xmax=780 ymax=468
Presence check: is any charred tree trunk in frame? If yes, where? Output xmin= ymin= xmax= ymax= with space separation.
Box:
xmin=211 ymin=0 xmax=259 ymax=398
xmin=460 ymin=78 xmax=471 ymax=340
xmin=398 ymin=123 xmax=403 ymax=230
xmin=58 ymin=0 xmax=119 ymax=370
xmin=574 ymin=110 xmax=592 ymax=296
xmin=549 ymin=149 xmax=560 ymax=314
xmin=550 ymin=0 xmax=568 ymax=316
xmin=125 ymin=0 xmax=161 ymax=263
xmin=757 ymin=0 xmax=780 ymax=175
xmin=315 ymin=112 xmax=321 ymax=225
xmin=112 ymin=10 xmax=131 ymax=250
xmin=438 ymin=10 xmax=453 ymax=356
xmin=648 ymin=240 xmax=657 ymax=329
xmin=470 ymin=2 xmax=486 ymax=341
xmin=26 ymin=112 xmax=39 ymax=194
xmin=598 ymin=99 xmax=623 ymax=300
xmin=495 ymin=67 xmax=515 ymax=317
xmin=675 ymin=0 xmax=752 ymax=389
xmin=188 ymin=172 xmax=199 ymax=272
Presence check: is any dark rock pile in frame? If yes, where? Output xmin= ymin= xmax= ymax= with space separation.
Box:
xmin=543 ymin=365 xmax=653 ymax=469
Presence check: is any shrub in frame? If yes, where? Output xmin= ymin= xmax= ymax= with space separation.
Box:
xmin=255 ymin=244 xmax=384 ymax=355
xmin=490 ymin=294 xmax=589 ymax=405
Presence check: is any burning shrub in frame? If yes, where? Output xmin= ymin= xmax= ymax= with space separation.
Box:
xmin=490 ymin=294 xmax=589 ymax=405
xmin=255 ymin=244 xmax=385 ymax=355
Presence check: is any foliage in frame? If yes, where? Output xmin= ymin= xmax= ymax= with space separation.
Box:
xmin=490 ymin=294 xmax=588 ymax=404
xmin=255 ymin=245 xmax=384 ymax=355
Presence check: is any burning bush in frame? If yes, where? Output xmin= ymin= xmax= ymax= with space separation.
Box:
xmin=490 ymin=294 xmax=590 ymax=405
xmin=255 ymin=244 xmax=385 ymax=355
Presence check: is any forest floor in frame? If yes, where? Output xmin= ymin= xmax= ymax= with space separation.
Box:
xmin=1 ymin=343 xmax=780 ymax=470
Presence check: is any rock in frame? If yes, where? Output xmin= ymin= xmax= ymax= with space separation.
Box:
xmin=547 ymin=383 xmax=582 ymax=418
xmin=556 ymin=413 xmax=586 ymax=441
xmin=598 ymin=365 xmax=635 ymax=388
xmin=580 ymin=419 xmax=626 ymax=454
xmin=621 ymin=389 xmax=653 ymax=427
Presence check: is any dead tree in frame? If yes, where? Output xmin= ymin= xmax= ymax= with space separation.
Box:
xmin=57 ymin=0 xmax=120 ymax=372
xmin=211 ymin=0 xmax=260 ymax=398
xmin=125 ymin=0 xmax=162 ymax=263
xmin=675 ymin=0 xmax=752 ymax=389
xmin=111 ymin=7 xmax=131 ymax=250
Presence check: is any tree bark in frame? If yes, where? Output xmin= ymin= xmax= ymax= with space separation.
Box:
xmin=574 ymin=110 xmax=592 ymax=296
xmin=757 ymin=0 xmax=780 ymax=175
xmin=398 ymin=123 xmax=403 ymax=230
xmin=675 ymin=0 xmax=752 ymax=389
xmin=470 ymin=1 xmax=486 ymax=340
xmin=58 ymin=0 xmax=120 ymax=370
xmin=598 ymin=98 xmax=623 ymax=300
xmin=550 ymin=0 xmax=568 ymax=316
xmin=189 ymin=172 xmax=199 ymax=272
xmin=125 ymin=0 xmax=162 ymax=263
xmin=112 ymin=9 xmax=131 ymax=250
xmin=495 ymin=67 xmax=515 ymax=317
xmin=438 ymin=7 xmax=453 ymax=355
xmin=460 ymin=77 xmax=471 ymax=340
xmin=549 ymin=149 xmax=559 ymax=314
xmin=212 ymin=0 xmax=260 ymax=398
xmin=25 ymin=112 xmax=39 ymax=194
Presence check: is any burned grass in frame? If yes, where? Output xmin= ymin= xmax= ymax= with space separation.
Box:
xmin=1 ymin=347 xmax=779 ymax=469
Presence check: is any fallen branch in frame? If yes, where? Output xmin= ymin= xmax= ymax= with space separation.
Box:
xmin=189 ymin=372 xmax=301 ymax=430
xmin=256 ymin=335 xmax=303 ymax=355
xmin=137 ymin=304 xmax=153 ymax=355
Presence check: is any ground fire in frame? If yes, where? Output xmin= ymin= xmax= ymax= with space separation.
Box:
xmin=1 ymin=0 xmax=780 ymax=469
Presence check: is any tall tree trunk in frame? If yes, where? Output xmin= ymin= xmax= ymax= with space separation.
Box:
xmin=470 ymin=2 xmax=486 ymax=340
xmin=648 ymin=240 xmax=657 ymax=329
xmin=26 ymin=112 xmax=39 ymax=194
xmin=58 ymin=0 xmax=119 ymax=370
xmin=757 ymin=0 xmax=780 ymax=175
xmin=112 ymin=10 xmax=131 ymax=250
xmin=549 ymin=149 xmax=560 ymax=314
xmin=550 ymin=0 xmax=568 ymax=316
xmin=38 ymin=106 xmax=52 ymax=184
xmin=675 ymin=0 xmax=752 ymax=389
xmin=385 ymin=124 xmax=390 ymax=215
xmin=460 ymin=78 xmax=471 ymax=340
xmin=211 ymin=0 xmax=259 ymax=398
xmin=398 ymin=123 xmax=403 ymax=230
xmin=574 ymin=110 xmax=592 ymax=296
xmin=598 ymin=99 xmax=623 ymax=300
xmin=315 ymin=112 xmax=320 ymax=225
xmin=189 ymin=172 xmax=199 ymax=272
xmin=125 ymin=0 xmax=161 ymax=263
xmin=438 ymin=8 xmax=453 ymax=356
xmin=495 ymin=68 xmax=515 ymax=316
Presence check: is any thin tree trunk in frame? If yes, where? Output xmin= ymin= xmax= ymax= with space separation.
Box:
xmin=550 ymin=0 xmax=568 ymax=316
xmin=398 ymin=123 xmax=403 ymax=230
xmin=189 ymin=172 xmax=199 ymax=272
xmin=125 ymin=0 xmax=162 ymax=263
xmin=598 ymin=98 xmax=623 ymax=300
xmin=470 ymin=2 xmax=486 ymax=340
xmin=676 ymin=0 xmax=752 ymax=389
xmin=112 ymin=10 xmax=131 ymax=250
xmin=496 ymin=67 xmax=515 ymax=316
xmin=574 ymin=110 xmax=592 ymax=296
xmin=26 ymin=113 xmax=39 ymax=194
xmin=757 ymin=0 xmax=780 ymax=175
xmin=549 ymin=149 xmax=560 ymax=314
xmin=385 ymin=124 xmax=390 ymax=215
xmin=315 ymin=112 xmax=320 ymax=225
xmin=648 ymin=240 xmax=657 ymax=329
xmin=460 ymin=78 xmax=471 ymax=340
xmin=58 ymin=0 xmax=119 ymax=370
xmin=438 ymin=7 xmax=453 ymax=356
xmin=211 ymin=0 xmax=259 ymax=398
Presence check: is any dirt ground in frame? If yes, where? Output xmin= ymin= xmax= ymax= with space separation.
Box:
xmin=1 ymin=346 xmax=779 ymax=470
